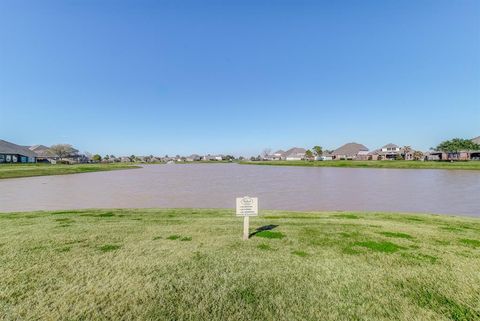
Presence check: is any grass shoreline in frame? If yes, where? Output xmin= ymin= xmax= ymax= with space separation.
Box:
xmin=240 ymin=160 xmax=480 ymax=170
xmin=1 ymin=208 xmax=479 ymax=320
xmin=2 ymin=160 xmax=479 ymax=180
xmin=0 ymin=163 xmax=140 ymax=179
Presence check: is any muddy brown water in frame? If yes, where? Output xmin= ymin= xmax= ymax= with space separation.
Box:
xmin=0 ymin=164 xmax=479 ymax=216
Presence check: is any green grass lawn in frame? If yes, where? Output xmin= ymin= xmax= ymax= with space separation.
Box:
xmin=0 ymin=163 xmax=140 ymax=179
xmin=241 ymin=160 xmax=480 ymax=170
xmin=1 ymin=209 xmax=479 ymax=320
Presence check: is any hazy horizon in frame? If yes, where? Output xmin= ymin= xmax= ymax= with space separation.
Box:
xmin=1 ymin=0 xmax=479 ymax=156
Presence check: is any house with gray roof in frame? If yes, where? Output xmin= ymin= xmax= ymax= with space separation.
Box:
xmin=284 ymin=147 xmax=306 ymax=161
xmin=29 ymin=145 xmax=54 ymax=162
xmin=0 ymin=139 xmax=37 ymax=163
xmin=331 ymin=143 xmax=369 ymax=160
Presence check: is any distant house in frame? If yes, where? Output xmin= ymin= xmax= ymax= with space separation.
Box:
xmin=424 ymin=151 xmax=443 ymax=161
xmin=202 ymin=154 xmax=224 ymax=161
xmin=28 ymin=144 xmax=89 ymax=163
xmin=284 ymin=147 xmax=306 ymax=161
xmin=426 ymin=136 xmax=480 ymax=161
xmin=186 ymin=154 xmax=201 ymax=162
xmin=29 ymin=145 xmax=53 ymax=162
xmin=471 ymin=136 xmax=480 ymax=160
xmin=316 ymin=155 xmax=333 ymax=161
xmin=369 ymin=143 xmax=402 ymax=160
xmin=331 ymin=143 xmax=369 ymax=160
xmin=264 ymin=150 xmax=285 ymax=161
xmin=404 ymin=150 xmax=417 ymax=161
xmin=0 ymin=139 xmax=37 ymax=163
xmin=355 ymin=150 xmax=370 ymax=161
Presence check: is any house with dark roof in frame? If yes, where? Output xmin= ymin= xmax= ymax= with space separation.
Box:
xmin=0 ymin=139 xmax=37 ymax=163
xmin=331 ymin=143 xmax=369 ymax=160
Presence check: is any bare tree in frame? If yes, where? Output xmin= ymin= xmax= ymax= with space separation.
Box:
xmin=402 ymin=146 xmax=412 ymax=160
xmin=262 ymin=148 xmax=272 ymax=159
xmin=49 ymin=144 xmax=78 ymax=161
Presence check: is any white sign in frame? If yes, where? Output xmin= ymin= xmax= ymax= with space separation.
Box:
xmin=236 ymin=196 xmax=258 ymax=217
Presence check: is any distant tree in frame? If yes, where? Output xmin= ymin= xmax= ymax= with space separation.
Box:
xmin=305 ymin=149 xmax=314 ymax=160
xmin=49 ymin=144 xmax=78 ymax=161
xmin=250 ymin=156 xmax=256 ymax=161
xmin=413 ymin=151 xmax=424 ymax=161
xmin=313 ymin=146 xmax=323 ymax=157
xmin=262 ymin=148 xmax=272 ymax=159
xmin=436 ymin=138 xmax=480 ymax=160
xmin=129 ymin=155 xmax=136 ymax=162
xmin=110 ymin=155 xmax=115 ymax=159
xmin=239 ymin=156 xmax=245 ymax=161
xmin=395 ymin=154 xmax=403 ymax=161
xmin=104 ymin=155 xmax=110 ymax=161
xmin=92 ymin=154 xmax=102 ymax=162
xmin=402 ymin=146 xmax=412 ymax=160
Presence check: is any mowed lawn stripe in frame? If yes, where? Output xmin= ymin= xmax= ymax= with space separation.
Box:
xmin=0 ymin=209 xmax=479 ymax=320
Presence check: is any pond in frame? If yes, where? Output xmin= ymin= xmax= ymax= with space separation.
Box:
xmin=0 ymin=164 xmax=479 ymax=216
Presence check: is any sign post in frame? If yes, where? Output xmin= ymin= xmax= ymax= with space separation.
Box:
xmin=236 ymin=196 xmax=258 ymax=240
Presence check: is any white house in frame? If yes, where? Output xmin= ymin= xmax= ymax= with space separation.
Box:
xmin=316 ymin=155 xmax=333 ymax=161
xmin=264 ymin=150 xmax=285 ymax=161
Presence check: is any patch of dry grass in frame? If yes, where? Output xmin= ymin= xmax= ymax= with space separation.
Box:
xmin=0 ymin=209 xmax=479 ymax=320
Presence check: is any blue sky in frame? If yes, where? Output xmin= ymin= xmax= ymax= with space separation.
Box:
xmin=1 ymin=0 xmax=479 ymax=156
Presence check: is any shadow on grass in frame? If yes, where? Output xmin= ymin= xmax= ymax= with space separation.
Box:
xmin=249 ymin=225 xmax=279 ymax=238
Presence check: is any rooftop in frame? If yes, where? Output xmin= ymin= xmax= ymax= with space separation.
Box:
xmin=332 ymin=143 xmax=369 ymax=156
xmin=0 ymin=139 xmax=37 ymax=158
